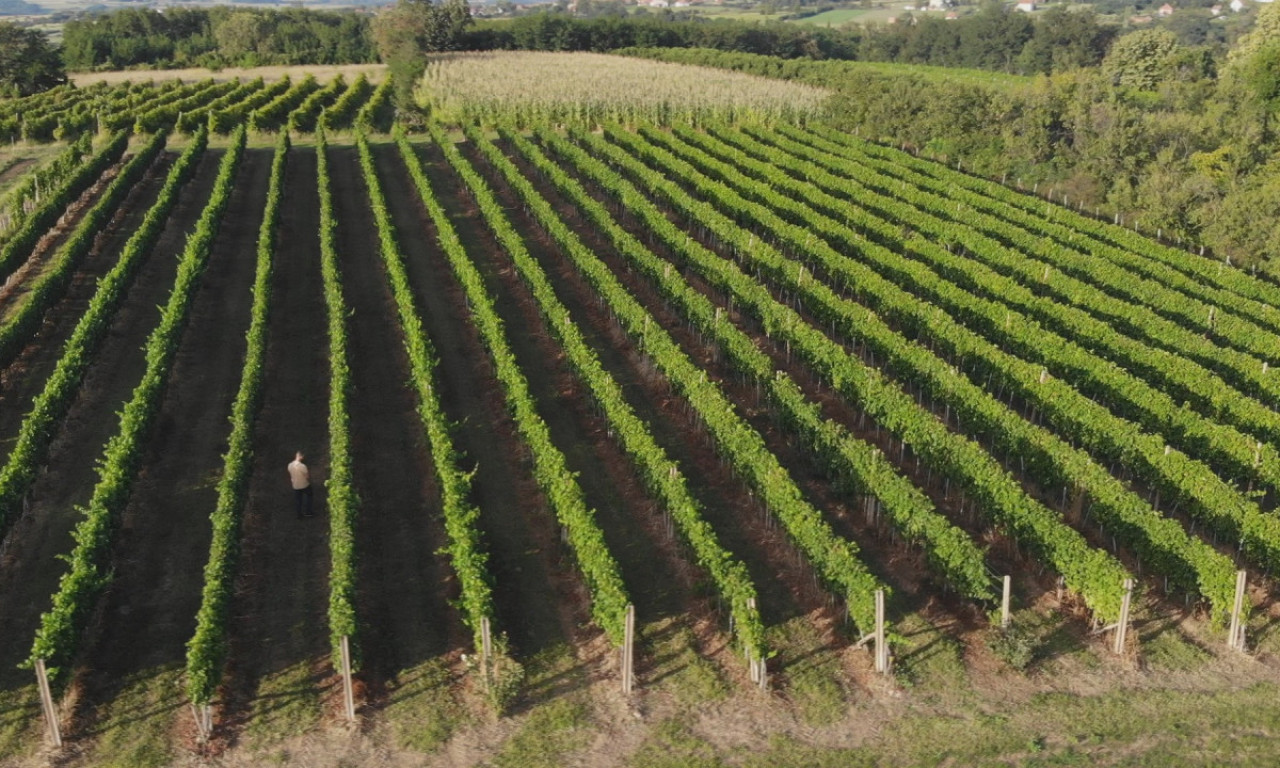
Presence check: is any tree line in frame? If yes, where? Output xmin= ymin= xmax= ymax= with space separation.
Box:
xmin=61 ymin=7 xmax=379 ymax=71
xmin=457 ymin=4 xmax=1117 ymax=77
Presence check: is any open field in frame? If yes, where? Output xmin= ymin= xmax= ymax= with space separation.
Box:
xmin=3 ymin=59 xmax=1280 ymax=765
xmin=789 ymin=8 xmax=874 ymax=25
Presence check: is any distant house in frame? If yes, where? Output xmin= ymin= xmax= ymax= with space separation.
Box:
xmin=1158 ymin=3 xmax=1174 ymax=14
xmin=945 ymin=10 xmax=958 ymax=18
xmin=1210 ymin=3 xmax=1223 ymax=14
xmin=903 ymin=5 xmax=916 ymax=10
xmin=927 ymin=0 xmax=954 ymax=9
xmin=1230 ymin=0 xmax=1245 ymax=10
xmin=1014 ymin=1 xmax=1035 ymax=11
xmin=887 ymin=15 xmax=898 ymax=23
xmin=648 ymin=0 xmax=669 ymax=6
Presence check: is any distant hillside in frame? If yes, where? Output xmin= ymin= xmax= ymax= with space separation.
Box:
xmin=0 ymin=0 xmax=44 ymax=14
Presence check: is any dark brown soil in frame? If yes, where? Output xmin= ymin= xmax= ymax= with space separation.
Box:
xmin=0 ymin=155 xmax=127 ymax=314
xmin=325 ymin=146 xmax=461 ymax=695
xmin=65 ymin=147 xmax=272 ymax=739
xmin=0 ymin=152 xmax=171 ymax=464
xmin=0 ymin=149 xmax=224 ymax=738
xmin=372 ymin=140 xmax=581 ymax=666
xmin=220 ymin=146 xmax=333 ymax=740
xmin=451 ymin=144 xmax=687 ymax=624
xmin=491 ymin=136 xmax=839 ymax=631
xmin=460 ymin=139 xmax=742 ymax=680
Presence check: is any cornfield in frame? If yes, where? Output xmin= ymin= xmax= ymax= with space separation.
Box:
xmin=417 ymin=51 xmax=831 ymax=126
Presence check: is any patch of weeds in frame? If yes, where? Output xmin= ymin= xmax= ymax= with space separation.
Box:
xmin=626 ymin=717 xmax=724 ymax=768
xmin=82 ymin=664 xmax=184 ymax=768
xmin=264 ymin=748 xmax=291 ymax=765
xmin=987 ymin=620 xmax=1038 ymax=671
xmin=1027 ymin=613 xmax=1100 ymax=671
xmin=893 ymin=613 xmax=966 ymax=691
xmin=767 ymin=618 xmax=847 ymax=726
xmin=385 ymin=658 xmax=462 ymax=753
xmin=738 ymin=734 xmax=875 ymax=768
xmin=1141 ymin=624 xmax=1210 ymax=672
xmin=1245 ymin=611 xmax=1280 ymax=656
xmin=245 ymin=660 xmax=324 ymax=750
xmin=517 ymin=643 xmax=580 ymax=706
xmin=645 ymin=619 xmax=727 ymax=708
xmin=784 ymin=659 xmax=845 ymax=726
xmin=489 ymin=696 xmax=590 ymax=768
xmin=0 ymin=685 xmax=41 ymax=761
xmin=463 ymin=635 xmax=527 ymax=715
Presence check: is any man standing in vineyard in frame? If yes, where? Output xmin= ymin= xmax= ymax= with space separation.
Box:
xmin=289 ymin=451 xmax=313 ymax=519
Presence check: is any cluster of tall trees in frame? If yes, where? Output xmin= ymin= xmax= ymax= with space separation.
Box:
xmin=61 ymin=7 xmax=379 ymax=71
xmin=0 ymin=22 xmax=64 ymax=96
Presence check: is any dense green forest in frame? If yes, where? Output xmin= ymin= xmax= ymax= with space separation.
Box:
xmin=60 ymin=7 xmax=379 ymax=70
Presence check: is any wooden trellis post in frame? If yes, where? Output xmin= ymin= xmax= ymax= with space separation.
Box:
xmin=874 ymin=589 xmax=889 ymax=674
xmin=481 ymin=616 xmax=493 ymax=693
xmin=191 ymin=702 xmax=213 ymax=742
xmin=34 ymin=659 xmax=61 ymax=748
xmin=1113 ymin=579 xmax=1134 ymax=655
xmin=621 ymin=604 xmax=636 ymax=695
xmin=1228 ymin=570 xmax=1248 ymax=652
xmin=340 ymin=635 xmax=356 ymax=722
xmin=1001 ymin=575 xmax=1012 ymax=629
